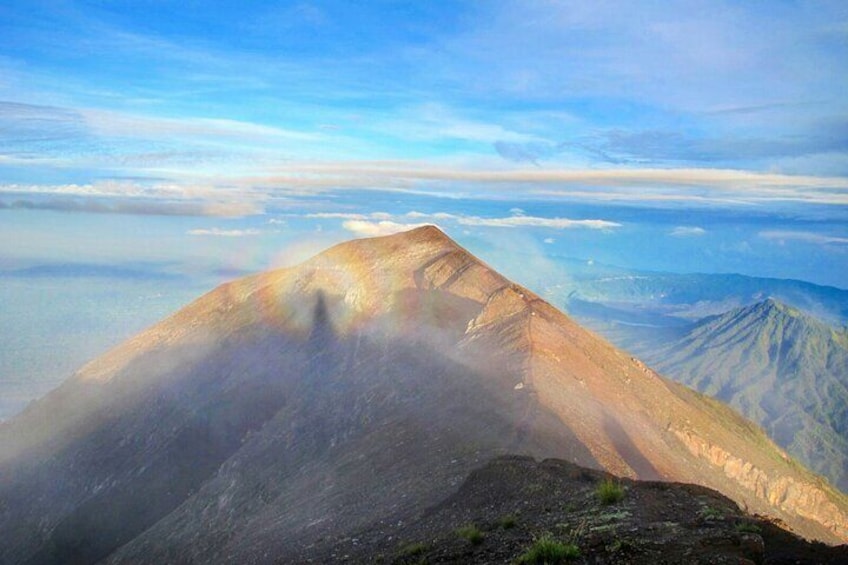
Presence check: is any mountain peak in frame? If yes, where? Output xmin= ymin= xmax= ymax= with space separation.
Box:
xmin=2 ymin=230 xmax=848 ymax=564
xmin=396 ymin=223 xmax=451 ymax=241
xmin=316 ymin=224 xmax=466 ymax=271
xmin=348 ymin=224 xmax=455 ymax=248
xmin=760 ymin=297 xmax=794 ymax=314
xmin=746 ymin=298 xmax=817 ymax=325
xmin=648 ymin=295 xmax=848 ymax=492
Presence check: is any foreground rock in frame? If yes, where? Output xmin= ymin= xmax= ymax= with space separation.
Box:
xmin=319 ymin=456 xmax=848 ymax=564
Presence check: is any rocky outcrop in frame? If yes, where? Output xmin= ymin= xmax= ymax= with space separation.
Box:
xmin=674 ymin=427 xmax=848 ymax=540
xmin=314 ymin=456 xmax=848 ymax=564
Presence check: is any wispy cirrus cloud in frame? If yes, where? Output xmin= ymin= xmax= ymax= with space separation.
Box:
xmin=309 ymin=210 xmax=621 ymax=231
xmin=304 ymin=212 xmax=395 ymax=221
xmin=78 ymin=107 xmax=318 ymax=142
xmin=0 ymin=197 xmax=258 ymax=217
xmin=759 ymin=230 xmax=848 ymax=246
xmin=187 ymin=228 xmax=261 ymax=237
xmin=410 ymin=211 xmax=620 ymax=230
xmin=248 ymin=162 xmax=848 ymax=205
xmin=0 ymin=181 xmax=263 ymax=217
xmin=3 ymin=161 xmax=847 ymax=218
xmin=0 ymin=101 xmax=320 ymax=161
xmin=375 ymin=103 xmax=540 ymax=145
xmin=669 ymin=226 xmax=707 ymax=237
xmin=2 ymin=1 xmax=847 ymax=180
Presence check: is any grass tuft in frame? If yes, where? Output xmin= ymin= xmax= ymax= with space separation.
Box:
xmin=397 ymin=541 xmax=428 ymax=557
xmin=456 ymin=524 xmax=485 ymax=545
xmin=596 ymin=477 xmax=625 ymax=505
xmin=699 ymin=506 xmax=724 ymax=521
xmin=516 ymin=534 xmax=580 ymax=563
xmin=499 ymin=514 xmax=517 ymax=529
xmin=735 ymin=522 xmax=762 ymax=534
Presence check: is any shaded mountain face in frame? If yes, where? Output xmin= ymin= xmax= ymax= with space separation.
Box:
xmin=1 ymin=226 xmax=847 ymax=564
xmin=635 ymin=299 xmax=848 ymax=493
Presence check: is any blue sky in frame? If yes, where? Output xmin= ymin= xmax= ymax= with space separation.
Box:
xmin=1 ymin=1 xmax=848 ymax=416
xmin=1 ymin=0 xmax=847 ymax=278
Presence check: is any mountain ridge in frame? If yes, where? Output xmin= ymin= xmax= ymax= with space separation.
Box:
xmin=639 ymin=297 xmax=848 ymax=493
xmin=1 ymin=226 xmax=846 ymax=564
xmin=558 ymin=263 xmax=848 ymax=327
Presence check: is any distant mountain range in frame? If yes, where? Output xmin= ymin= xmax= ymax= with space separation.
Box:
xmin=0 ymin=262 xmax=185 ymax=281
xmin=554 ymin=258 xmax=848 ymax=494
xmin=551 ymin=260 xmax=848 ymax=327
xmin=630 ymin=299 xmax=848 ymax=493
xmin=1 ymin=227 xmax=846 ymax=564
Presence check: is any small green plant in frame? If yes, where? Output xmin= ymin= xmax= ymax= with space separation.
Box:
xmin=607 ymin=538 xmax=622 ymax=553
xmin=596 ymin=477 xmax=625 ymax=505
xmin=456 ymin=524 xmax=485 ymax=545
xmin=499 ymin=514 xmax=517 ymax=529
xmin=699 ymin=506 xmax=724 ymax=520
xmin=398 ymin=541 xmax=428 ymax=557
xmin=606 ymin=537 xmax=637 ymax=555
xmin=516 ymin=534 xmax=580 ymax=563
xmin=735 ymin=522 xmax=762 ymax=534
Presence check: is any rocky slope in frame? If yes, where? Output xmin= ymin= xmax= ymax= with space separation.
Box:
xmin=316 ymin=455 xmax=848 ymax=564
xmin=0 ymin=226 xmax=846 ymax=564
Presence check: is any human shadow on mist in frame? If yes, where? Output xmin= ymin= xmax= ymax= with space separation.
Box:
xmin=1 ymin=290 xmax=598 ymax=565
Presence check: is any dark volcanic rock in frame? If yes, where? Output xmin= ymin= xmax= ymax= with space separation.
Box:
xmin=316 ymin=456 xmax=848 ymax=564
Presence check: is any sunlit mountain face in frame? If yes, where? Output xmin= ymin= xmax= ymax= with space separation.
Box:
xmin=1 ymin=227 xmax=845 ymax=564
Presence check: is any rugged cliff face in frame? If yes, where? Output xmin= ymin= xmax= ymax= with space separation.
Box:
xmin=0 ymin=225 xmax=846 ymax=564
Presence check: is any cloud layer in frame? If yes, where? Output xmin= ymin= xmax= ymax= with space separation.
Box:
xmin=187 ymin=228 xmax=261 ymax=237
xmin=1 ymin=1 xmax=847 ymax=189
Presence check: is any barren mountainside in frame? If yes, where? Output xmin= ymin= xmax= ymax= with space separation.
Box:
xmin=0 ymin=226 xmax=846 ymax=564
xmin=638 ymin=299 xmax=848 ymax=493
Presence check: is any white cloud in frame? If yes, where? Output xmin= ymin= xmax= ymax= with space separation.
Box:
xmin=544 ymin=237 xmax=555 ymax=244
xmin=758 ymin=230 xmax=848 ymax=245
xmin=452 ymin=215 xmax=620 ymax=230
xmin=304 ymin=212 xmax=370 ymax=220
xmin=341 ymin=220 xmax=431 ymax=237
xmin=669 ymin=226 xmax=706 ymax=237
xmin=305 ymin=209 xmax=620 ymax=233
xmin=375 ymin=103 xmax=541 ymax=144
xmin=187 ymin=228 xmax=261 ymax=237
xmin=0 ymin=182 xmax=264 ymax=217
xmin=401 ymin=211 xmax=619 ymax=230
xmin=5 ymin=162 xmax=847 ymax=226
xmin=77 ymin=108 xmax=319 ymax=142
xmin=249 ymin=163 xmax=848 ymax=206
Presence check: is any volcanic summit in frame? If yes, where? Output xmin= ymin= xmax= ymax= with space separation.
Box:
xmin=1 ymin=225 xmax=846 ymax=564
